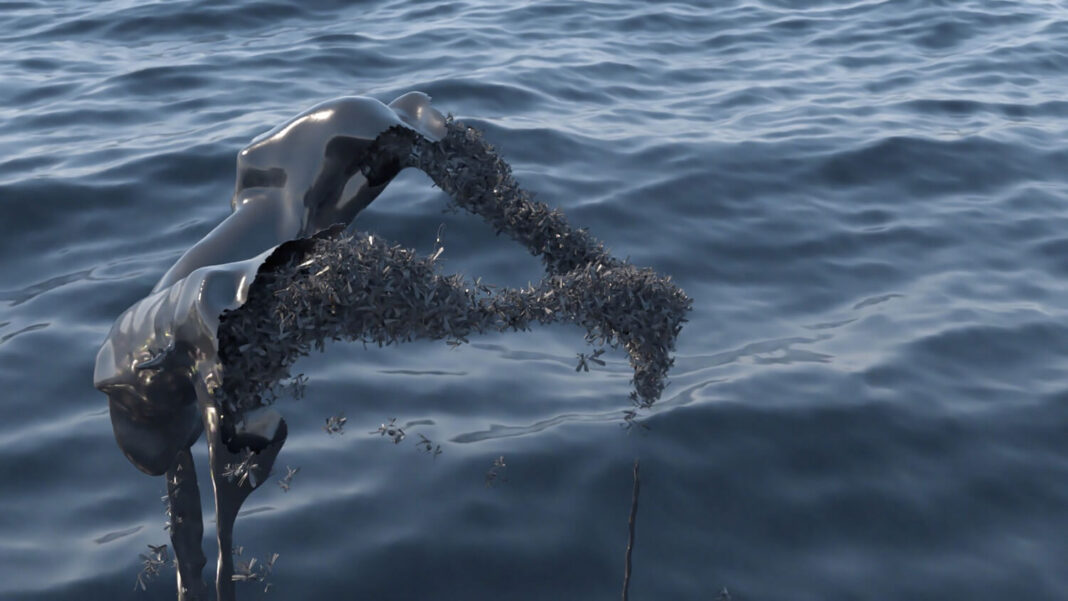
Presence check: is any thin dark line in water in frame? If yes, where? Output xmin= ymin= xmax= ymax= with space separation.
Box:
xmin=622 ymin=459 xmax=640 ymax=601
xmin=0 ymin=269 xmax=92 ymax=306
xmin=469 ymin=342 xmax=577 ymax=366
xmin=0 ymin=322 xmax=49 ymax=344
xmin=377 ymin=368 xmax=468 ymax=376
xmin=93 ymin=524 xmax=143 ymax=544
xmin=803 ymin=318 xmax=857 ymax=331
xmin=450 ymin=410 xmax=617 ymax=443
xmin=238 ymin=505 xmax=275 ymax=517
xmin=852 ymin=293 xmax=903 ymax=310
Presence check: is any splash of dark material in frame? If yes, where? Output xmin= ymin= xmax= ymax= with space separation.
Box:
xmin=216 ymin=119 xmax=691 ymax=420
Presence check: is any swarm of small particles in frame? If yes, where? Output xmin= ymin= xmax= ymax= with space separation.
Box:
xmin=216 ymin=119 xmax=691 ymax=417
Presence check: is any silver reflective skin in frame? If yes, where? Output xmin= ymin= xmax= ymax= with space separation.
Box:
xmin=95 ymin=92 xmax=445 ymax=601
xmin=93 ymin=92 xmax=446 ymax=477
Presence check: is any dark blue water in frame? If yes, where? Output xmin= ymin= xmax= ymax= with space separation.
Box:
xmin=3 ymin=1 xmax=1068 ymax=599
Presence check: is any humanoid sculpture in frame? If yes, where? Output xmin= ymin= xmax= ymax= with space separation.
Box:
xmin=94 ymin=92 xmax=690 ymax=600
xmin=95 ymin=92 xmax=446 ymax=600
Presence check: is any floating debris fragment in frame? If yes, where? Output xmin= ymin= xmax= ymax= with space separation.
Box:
xmin=232 ymin=551 xmax=279 ymax=593
xmin=221 ymin=450 xmax=260 ymax=488
xmin=416 ymin=434 xmax=442 ymax=458
xmin=277 ymin=466 xmax=299 ymax=492
xmin=575 ymin=348 xmax=606 ymax=372
xmin=429 ymin=223 xmax=447 ymax=263
xmin=485 ymin=455 xmax=508 ymax=487
xmin=162 ymin=492 xmax=184 ymax=532
xmin=323 ymin=414 xmax=347 ymax=436
xmin=283 ymin=373 xmax=308 ymax=401
xmin=370 ymin=417 xmax=405 ymax=444
xmin=621 ymin=409 xmax=650 ymax=433
xmin=134 ymin=543 xmax=170 ymax=592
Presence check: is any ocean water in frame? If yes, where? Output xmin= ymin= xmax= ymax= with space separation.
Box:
xmin=2 ymin=0 xmax=1068 ymax=599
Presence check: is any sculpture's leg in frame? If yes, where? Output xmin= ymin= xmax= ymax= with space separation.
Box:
xmin=165 ymin=447 xmax=207 ymax=600
xmin=197 ymin=380 xmax=287 ymax=601
xmin=204 ymin=408 xmax=238 ymax=601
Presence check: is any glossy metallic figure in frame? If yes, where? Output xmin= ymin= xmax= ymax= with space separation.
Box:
xmin=94 ymin=92 xmax=445 ymax=600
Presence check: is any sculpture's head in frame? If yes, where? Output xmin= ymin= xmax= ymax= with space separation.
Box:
xmin=233 ymin=92 xmax=446 ymax=234
xmin=94 ymin=323 xmax=203 ymax=476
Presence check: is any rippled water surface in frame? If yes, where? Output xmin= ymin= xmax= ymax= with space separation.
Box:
xmin=3 ymin=1 xmax=1068 ymax=599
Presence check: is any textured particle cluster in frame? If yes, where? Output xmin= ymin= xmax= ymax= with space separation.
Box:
xmin=216 ymin=119 xmax=692 ymax=420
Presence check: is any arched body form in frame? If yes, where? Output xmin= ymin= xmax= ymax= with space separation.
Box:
xmin=94 ymin=92 xmax=445 ymax=477
xmin=93 ymin=93 xmax=689 ymax=601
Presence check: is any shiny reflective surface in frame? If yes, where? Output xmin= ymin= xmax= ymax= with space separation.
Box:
xmin=91 ymin=93 xmax=445 ymax=599
xmin=94 ymin=93 xmax=444 ymax=477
